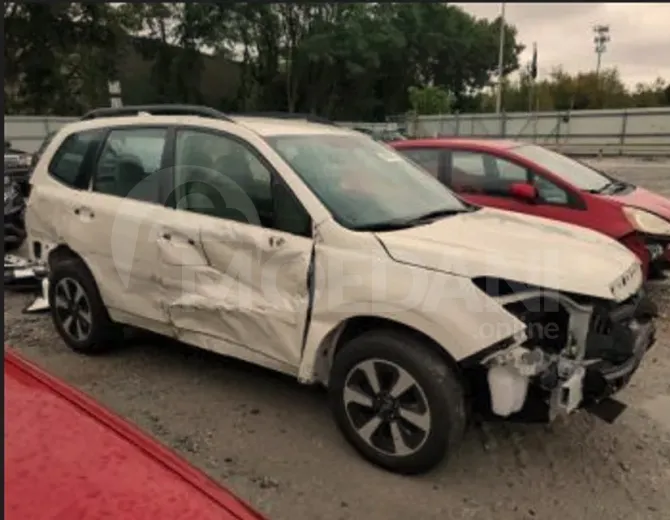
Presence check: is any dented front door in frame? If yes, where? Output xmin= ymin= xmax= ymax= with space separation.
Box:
xmin=157 ymin=208 xmax=313 ymax=370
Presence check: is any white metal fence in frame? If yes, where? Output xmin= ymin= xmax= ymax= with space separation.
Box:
xmin=4 ymin=116 xmax=76 ymax=153
xmin=5 ymin=107 xmax=670 ymax=155
xmin=344 ymin=107 xmax=670 ymax=156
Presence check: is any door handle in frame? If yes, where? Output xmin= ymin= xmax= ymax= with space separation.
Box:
xmin=161 ymin=232 xmax=172 ymax=241
xmin=269 ymin=236 xmax=285 ymax=248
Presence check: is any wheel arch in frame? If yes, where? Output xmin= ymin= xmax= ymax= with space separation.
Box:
xmin=48 ymin=244 xmax=88 ymax=270
xmin=308 ymin=315 xmax=464 ymax=387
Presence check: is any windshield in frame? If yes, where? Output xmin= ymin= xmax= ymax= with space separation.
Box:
xmin=513 ymin=144 xmax=612 ymax=192
xmin=266 ymin=133 xmax=467 ymax=229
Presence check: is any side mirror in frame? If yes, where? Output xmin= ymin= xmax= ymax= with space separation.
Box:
xmin=509 ymin=182 xmax=538 ymax=202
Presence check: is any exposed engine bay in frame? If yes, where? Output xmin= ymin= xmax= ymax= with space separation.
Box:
xmin=469 ymin=276 xmax=658 ymax=422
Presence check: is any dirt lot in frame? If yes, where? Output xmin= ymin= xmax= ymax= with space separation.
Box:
xmin=5 ymin=159 xmax=670 ymax=520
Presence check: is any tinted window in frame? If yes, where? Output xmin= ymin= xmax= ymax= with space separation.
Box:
xmin=48 ymin=130 xmax=103 ymax=188
xmin=93 ymin=128 xmax=167 ymax=202
xmin=173 ymin=129 xmax=310 ymax=235
xmin=400 ymin=149 xmax=441 ymax=178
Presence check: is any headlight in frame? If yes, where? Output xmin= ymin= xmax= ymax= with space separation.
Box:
xmin=623 ymin=207 xmax=670 ymax=236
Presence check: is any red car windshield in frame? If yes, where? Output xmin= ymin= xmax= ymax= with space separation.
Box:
xmin=512 ymin=144 xmax=611 ymax=192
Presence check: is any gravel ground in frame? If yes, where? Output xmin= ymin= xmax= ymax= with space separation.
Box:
xmin=5 ymin=159 xmax=670 ymax=520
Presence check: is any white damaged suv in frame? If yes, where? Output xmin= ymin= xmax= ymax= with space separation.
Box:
xmin=26 ymin=106 xmax=657 ymax=474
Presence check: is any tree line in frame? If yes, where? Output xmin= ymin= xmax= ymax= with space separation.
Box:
xmin=486 ymin=67 xmax=670 ymax=113
xmin=4 ymin=2 xmax=669 ymax=120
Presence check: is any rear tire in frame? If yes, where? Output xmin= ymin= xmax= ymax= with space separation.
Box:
xmin=48 ymin=257 xmax=123 ymax=354
xmin=329 ymin=329 xmax=467 ymax=475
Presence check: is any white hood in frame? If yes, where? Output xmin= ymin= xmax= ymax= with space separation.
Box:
xmin=377 ymin=208 xmax=642 ymax=302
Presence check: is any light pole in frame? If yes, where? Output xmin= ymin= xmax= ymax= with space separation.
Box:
xmin=593 ymin=24 xmax=610 ymax=76
xmin=495 ymin=2 xmax=506 ymax=114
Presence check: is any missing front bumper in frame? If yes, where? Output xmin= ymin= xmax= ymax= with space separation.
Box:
xmin=467 ymin=319 xmax=656 ymax=424
xmin=582 ymin=320 xmax=655 ymax=405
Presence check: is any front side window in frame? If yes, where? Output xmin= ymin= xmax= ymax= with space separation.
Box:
xmin=534 ymin=175 xmax=570 ymax=205
xmin=449 ymin=150 xmax=531 ymax=196
xmin=93 ymin=127 xmax=167 ymax=202
xmin=494 ymin=157 xmax=528 ymax=181
xmin=172 ymin=129 xmax=311 ymax=236
xmin=266 ymin=133 xmax=468 ymax=230
xmin=48 ymin=129 xmax=103 ymax=189
xmin=173 ymin=129 xmax=272 ymax=222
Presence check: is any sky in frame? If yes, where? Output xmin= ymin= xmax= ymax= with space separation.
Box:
xmin=454 ymin=3 xmax=670 ymax=88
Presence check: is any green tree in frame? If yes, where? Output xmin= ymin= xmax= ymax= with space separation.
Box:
xmin=4 ymin=2 xmax=529 ymax=118
xmin=408 ymin=86 xmax=453 ymax=115
xmin=5 ymin=2 xmax=123 ymax=115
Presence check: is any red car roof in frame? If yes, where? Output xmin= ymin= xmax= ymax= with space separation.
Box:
xmin=390 ymin=137 xmax=521 ymax=150
xmin=4 ymin=349 xmax=266 ymax=520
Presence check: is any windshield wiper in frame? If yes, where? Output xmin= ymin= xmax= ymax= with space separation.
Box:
xmin=350 ymin=220 xmax=419 ymax=232
xmin=351 ymin=207 xmax=472 ymax=232
xmin=402 ymin=208 xmax=472 ymax=225
xmin=587 ymin=180 xmax=629 ymax=194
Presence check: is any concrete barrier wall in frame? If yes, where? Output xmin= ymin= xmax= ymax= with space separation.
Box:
xmin=5 ymin=107 xmax=670 ymax=155
xmin=342 ymin=107 xmax=670 ymax=156
xmin=4 ymin=116 xmax=77 ymax=153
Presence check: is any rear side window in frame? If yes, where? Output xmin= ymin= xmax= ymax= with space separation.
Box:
xmin=48 ymin=130 xmax=103 ymax=189
xmin=399 ymin=148 xmax=442 ymax=178
xmin=93 ymin=127 xmax=168 ymax=202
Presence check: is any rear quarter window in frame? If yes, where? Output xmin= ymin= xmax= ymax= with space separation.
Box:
xmin=48 ymin=130 xmax=103 ymax=189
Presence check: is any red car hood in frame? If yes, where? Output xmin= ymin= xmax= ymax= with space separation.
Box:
xmin=4 ymin=349 xmax=266 ymax=520
xmin=603 ymin=185 xmax=670 ymax=219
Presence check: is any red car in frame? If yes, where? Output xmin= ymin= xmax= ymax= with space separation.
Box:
xmin=4 ymin=349 xmax=266 ymax=520
xmin=391 ymin=138 xmax=670 ymax=279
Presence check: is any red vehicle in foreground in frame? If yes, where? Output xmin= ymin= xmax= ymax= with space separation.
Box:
xmin=4 ymin=349 xmax=266 ymax=520
xmin=391 ymin=138 xmax=670 ymax=279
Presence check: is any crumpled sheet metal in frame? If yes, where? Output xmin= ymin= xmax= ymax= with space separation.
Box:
xmin=161 ymin=221 xmax=311 ymax=369
xmin=298 ymin=227 xmax=527 ymax=384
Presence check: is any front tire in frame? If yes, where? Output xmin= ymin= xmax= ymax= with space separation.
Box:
xmin=48 ymin=257 xmax=122 ymax=354
xmin=328 ymin=329 xmax=467 ymax=475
